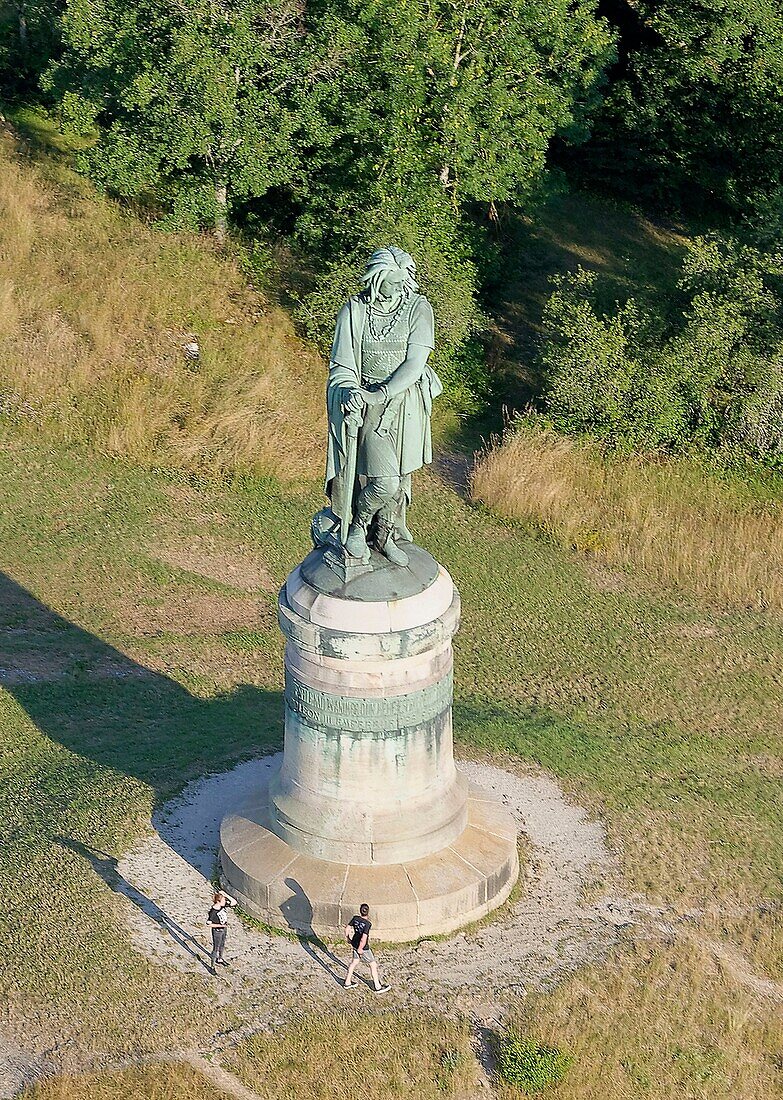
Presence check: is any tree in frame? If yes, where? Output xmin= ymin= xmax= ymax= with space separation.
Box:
xmin=294 ymin=0 xmax=614 ymax=370
xmin=303 ymin=0 xmax=614 ymax=214
xmin=46 ymin=0 xmax=335 ymax=239
xmin=589 ymin=0 xmax=783 ymax=214
xmin=0 ymin=0 xmax=62 ymax=97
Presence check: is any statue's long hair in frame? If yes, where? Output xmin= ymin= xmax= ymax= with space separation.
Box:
xmin=362 ymin=246 xmax=419 ymax=303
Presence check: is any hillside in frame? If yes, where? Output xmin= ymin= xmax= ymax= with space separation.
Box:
xmin=1 ymin=128 xmax=782 ymax=1100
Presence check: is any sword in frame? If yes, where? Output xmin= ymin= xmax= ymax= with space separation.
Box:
xmin=339 ymin=407 xmax=363 ymax=546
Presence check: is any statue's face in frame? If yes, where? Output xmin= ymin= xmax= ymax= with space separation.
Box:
xmin=377 ymin=268 xmax=406 ymax=299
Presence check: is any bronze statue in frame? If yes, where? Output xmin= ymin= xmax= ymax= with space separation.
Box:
xmin=313 ymin=247 xmax=442 ymax=571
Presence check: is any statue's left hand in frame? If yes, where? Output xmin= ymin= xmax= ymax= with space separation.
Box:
xmin=359 ymin=387 xmax=386 ymax=407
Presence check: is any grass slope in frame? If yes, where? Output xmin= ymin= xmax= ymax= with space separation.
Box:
xmin=1 ymin=134 xmax=782 ymax=1098
xmin=0 ymin=121 xmax=323 ymax=480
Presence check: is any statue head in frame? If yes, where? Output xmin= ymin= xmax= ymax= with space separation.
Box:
xmin=362 ymin=246 xmax=419 ymax=303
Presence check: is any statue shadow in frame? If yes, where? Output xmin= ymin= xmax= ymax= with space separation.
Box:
xmin=279 ymin=877 xmax=347 ymax=987
xmin=1 ymin=570 xmax=284 ymax=946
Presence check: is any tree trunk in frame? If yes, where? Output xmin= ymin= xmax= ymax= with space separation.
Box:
xmin=16 ymin=3 xmax=28 ymax=49
xmin=214 ymin=180 xmax=228 ymax=245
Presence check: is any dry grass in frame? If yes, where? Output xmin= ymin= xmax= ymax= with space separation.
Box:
xmin=0 ymin=129 xmax=324 ymax=480
xmin=225 ymin=1011 xmax=479 ymax=1099
xmin=503 ymin=934 xmax=783 ymax=1100
xmin=471 ymin=426 xmax=783 ymax=611
xmin=20 ymin=1063 xmax=228 ymax=1100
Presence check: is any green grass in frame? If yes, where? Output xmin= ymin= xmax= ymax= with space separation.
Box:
xmin=225 ymin=1011 xmax=479 ymax=1099
xmin=1 ymin=131 xmax=781 ymax=1097
xmin=2 ymin=427 xmax=782 ymax=1035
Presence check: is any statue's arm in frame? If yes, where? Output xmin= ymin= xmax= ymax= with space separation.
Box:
xmin=376 ymin=345 xmax=431 ymax=399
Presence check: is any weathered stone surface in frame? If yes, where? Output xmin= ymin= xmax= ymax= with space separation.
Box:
xmin=286 ymin=561 xmax=455 ymax=636
xmin=268 ymin=557 xmax=468 ymax=866
xmin=220 ymin=782 xmax=519 ymax=942
xmin=277 ymin=587 xmax=461 ymax=661
xmin=220 ymin=546 xmax=519 ymax=938
xmin=300 ymin=543 xmax=439 ymax=602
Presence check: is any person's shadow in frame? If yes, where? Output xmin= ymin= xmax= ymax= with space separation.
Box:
xmin=54 ymin=836 xmax=214 ymax=972
xmin=279 ymin=878 xmax=347 ymax=986
xmin=1 ymin=571 xmax=285 ymax=966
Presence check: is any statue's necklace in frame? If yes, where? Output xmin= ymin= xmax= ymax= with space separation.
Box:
xmin=368 ymin=289 xmax=411 ymax=342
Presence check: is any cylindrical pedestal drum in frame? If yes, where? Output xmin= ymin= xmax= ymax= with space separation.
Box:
xmin=219 ymin=545 xmax=518 ymax=942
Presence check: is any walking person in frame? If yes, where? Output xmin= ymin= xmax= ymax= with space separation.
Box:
xmin=343 ymin=903 xmax=390 ymax=993
xmin=207 ymin=890 xmax=236 ymax=974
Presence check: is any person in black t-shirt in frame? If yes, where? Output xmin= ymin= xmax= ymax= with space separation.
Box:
xmin=343 ymin=903 xmax=390 ymax=992
xmin=207 ymin=890 xmax=236 ymax=974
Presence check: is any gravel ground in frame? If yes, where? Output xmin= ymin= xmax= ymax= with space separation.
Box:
xmin=117 ymin=756 xmax=627 ymax=1018
xmin=1 ymin=757 xmax=631 ymax=1097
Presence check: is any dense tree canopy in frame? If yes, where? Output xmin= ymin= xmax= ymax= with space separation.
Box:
xmin=44 ymin=0 xmax=338 ymax=237
xmin=41 ymin=0 xmax=614 ymax=237
xmin=592 ymin=0 xmax=783 ymax=214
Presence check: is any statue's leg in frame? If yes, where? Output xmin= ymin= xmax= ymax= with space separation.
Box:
xmin=345 ymin=477 xmax=409 ymax=565
xmin=396 ymin=475 xmax=413 ymax=542
xmin=373 ymin=478 xmax=409 ymax=567
xmin=344 ymin=479 xmax=389 ymax=558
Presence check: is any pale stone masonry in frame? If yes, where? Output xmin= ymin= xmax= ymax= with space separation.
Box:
xmin=219 ymin=545 xmax=519 ymax=942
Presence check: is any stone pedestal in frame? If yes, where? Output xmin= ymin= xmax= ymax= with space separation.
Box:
xmin=219 ymin=545 xmax=518 ymax=942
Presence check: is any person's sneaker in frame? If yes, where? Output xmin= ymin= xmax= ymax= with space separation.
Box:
xmin=344 ymin=981 xmax=358 ymax=989
xmin=375 ymin=984 xmax=391 ymax=994
xmin=209 ymin=966 xmax=218 ymax=976
xmin=217 ymin=959 xmax=229 ymax=967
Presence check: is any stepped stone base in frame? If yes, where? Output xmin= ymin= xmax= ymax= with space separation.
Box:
xmin=220 ymin=771 xmax=519 ymax=943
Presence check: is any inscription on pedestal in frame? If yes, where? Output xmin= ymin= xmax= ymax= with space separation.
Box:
xmin=285 ymin=667 xmax=453 ymax=732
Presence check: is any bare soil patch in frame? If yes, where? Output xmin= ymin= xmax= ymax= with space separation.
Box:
xmin=117 ymin=591 xmax=264 ymax=637
xmin=153 ymin=540 xmax=273 ymax=594
xmin=115 ymin=757 xmax=625 ymax=1027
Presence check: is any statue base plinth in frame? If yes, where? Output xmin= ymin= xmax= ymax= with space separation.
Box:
xmin=321 ymin=544 xmax=373 ymax=585
xmin=219 ymin=543 xmax=520 ymax=941
xmin=220 ymin=772 xmax=519 ymax=942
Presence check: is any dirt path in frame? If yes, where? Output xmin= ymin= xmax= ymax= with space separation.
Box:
xmin=116 ymin=756 xmax=624 ymax=1021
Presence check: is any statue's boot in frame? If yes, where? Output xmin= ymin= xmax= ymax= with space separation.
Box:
xmin=344 ymin=519 xmax=371 ymax=561
xmin=396 ymin=517 xmax=413 ymax=543
xmin=375 ymin=520 xmax=409 ymax=567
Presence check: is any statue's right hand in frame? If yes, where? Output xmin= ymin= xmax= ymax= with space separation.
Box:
xmin=343 ymin=389 xmax=365 ymax=413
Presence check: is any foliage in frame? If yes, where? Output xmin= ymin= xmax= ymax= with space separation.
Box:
xmin=495 ymin=1031 xmax=572 ymax=1093
xmin=541 ymin=235 xmax=783 ymax=463
xmin=294 ymin=188 xmax=488 ymax=401
xmin=591 ymin=0 xmax=783 ymax=214
xmin=0 ymin=0 xmax=62 ymax=98
xmin=300 ymin=0 xmax=614 ymax=211
xmin=37 ymin=0 xmax=614 ymax=380
xmin=43 ymin=0 xmax=333 ymax=238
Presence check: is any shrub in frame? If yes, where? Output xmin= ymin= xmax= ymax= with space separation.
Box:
xmin=541 ymin=269 xmax=689 ymax=451
xmin=495 ymin=1032 xmax=572 ymax=1093
xmin=540 ymin=234 xmax=783 ymax=464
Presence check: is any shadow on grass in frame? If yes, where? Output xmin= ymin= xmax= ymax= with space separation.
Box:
xmin=54 ymin=836 xmax=214 ymax=972
xmin=1 ymin=570 xmax=283 ymax=857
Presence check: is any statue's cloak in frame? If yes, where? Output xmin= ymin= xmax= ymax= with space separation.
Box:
xmin=325 ymin=293 xmax=442 ymax=499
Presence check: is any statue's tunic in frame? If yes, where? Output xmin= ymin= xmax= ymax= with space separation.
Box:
xmin=325 ymin=292 xmax=441 ymax=501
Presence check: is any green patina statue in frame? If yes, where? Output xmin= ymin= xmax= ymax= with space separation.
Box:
xmin=312 ymin=246 xmax=442 ymax=573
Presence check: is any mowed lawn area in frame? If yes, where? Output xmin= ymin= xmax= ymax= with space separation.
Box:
xmin=2 ymin=427 xmax=782 ymax=1098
